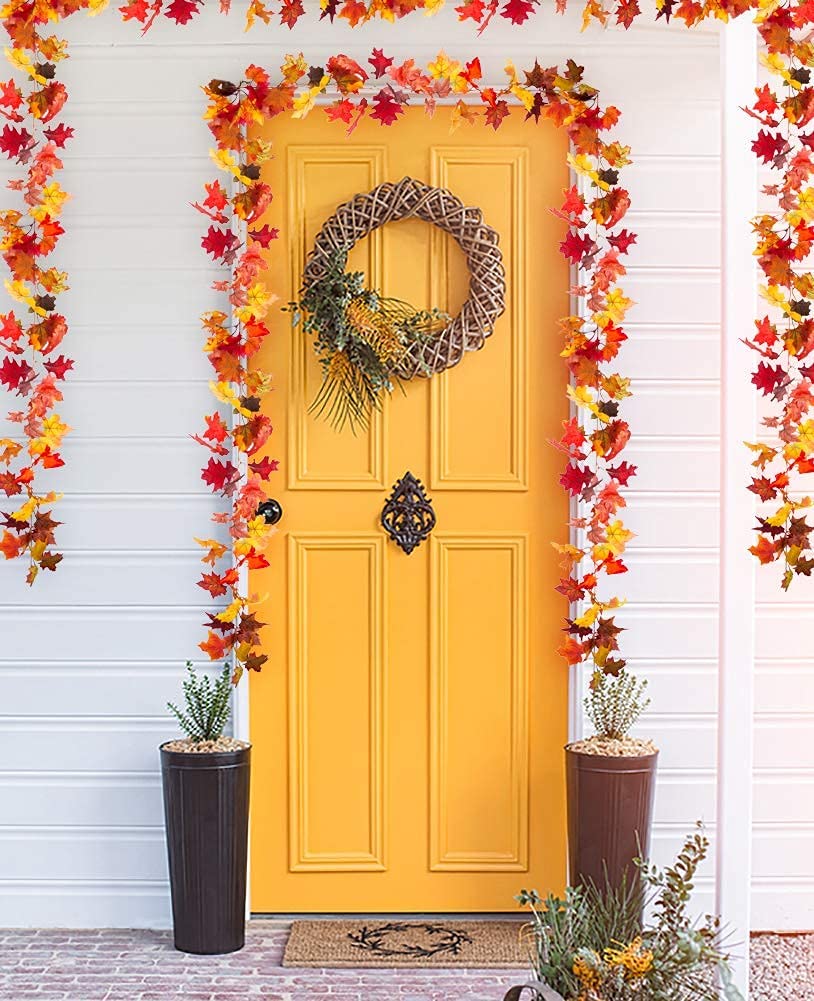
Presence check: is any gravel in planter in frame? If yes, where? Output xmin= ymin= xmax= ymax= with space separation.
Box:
xmin=750 ymin=934 xmax=814 ymax=999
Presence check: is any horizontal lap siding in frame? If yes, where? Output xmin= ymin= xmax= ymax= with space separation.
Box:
xmin=0 ymin=9 xmax=728 ymax=926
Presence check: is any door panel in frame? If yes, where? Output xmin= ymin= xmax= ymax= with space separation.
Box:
xmin=250 ymin=107 xmax=568 ymax=912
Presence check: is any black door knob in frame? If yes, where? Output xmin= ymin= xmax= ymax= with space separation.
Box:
xmin=257 ymin=499 xmax=283 ymax=525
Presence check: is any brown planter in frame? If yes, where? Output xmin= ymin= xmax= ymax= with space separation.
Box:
xmin=160 ymin=743 xmax=251 ymax=955
xmin=565 ymin=747 xmax=658 ymax=893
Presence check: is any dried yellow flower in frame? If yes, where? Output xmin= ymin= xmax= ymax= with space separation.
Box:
xmin=604 ymin=936 xmax=654 ymax=979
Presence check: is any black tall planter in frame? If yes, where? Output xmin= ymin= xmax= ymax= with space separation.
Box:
xmin=160 ymin=743 xmax=251 ymax=955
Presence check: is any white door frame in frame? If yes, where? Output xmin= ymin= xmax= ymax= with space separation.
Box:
xmin=718 ymin=16 xmax=758 ymax=995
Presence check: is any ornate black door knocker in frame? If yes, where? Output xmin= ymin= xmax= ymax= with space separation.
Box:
xmin=380 ymin=471 xmax=435 ymax=555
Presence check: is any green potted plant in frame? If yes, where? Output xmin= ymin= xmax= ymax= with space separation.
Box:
xmin=504 ymin=826 xmax=744 ymax=1001
xmin=160 ymin=662 xmax=250 ymax=955
xmin=566 ymin=669 xmax=658 ymax=893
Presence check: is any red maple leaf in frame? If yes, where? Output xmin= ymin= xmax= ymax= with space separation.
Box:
xmin=607 ymin=229 xmax=637 ymax=254
xmin=202 ymin=411 xmax=229 ymax=444
xmin=201 ymin=457 xmax=239 ymax=494
xmin=749 ymin=534 xmax=778 ymax=565
xmin=249 ymin=224 xmax=279 ymax=247
xmin=39 ymin=449 xmax=64 ymax=469
xmin=119 ymin=0 xmax=150 ymax=20
xmin=198 ymin=571 xmax=228 ymax=598
xmin=0 ymin=529 xmax=23 ymax=560
xmin=484 ymin=98 xmax=510 ymax=130
xmin=43 ymin=355 xmax=73 ymax=380
xmin=560 ymin=463 xmax=594 ymax=496
xmin=199 ymin=630 xmax=230 ymax=660
xmin=608 ymin=461 xmax=637 ymax=485
xmin=192 ymin=180 xmax=229 ymax=223
xmin=560 ymin=416 xmax=586 ymax=454
xmin=556 ymin=576 xmax=586 ymax=602
xmin=326 ymin=98 xmax=356 ymax=124
xmin=557 ymin=634 xmax=584 ymax=666
xmin=615 ymin=0 xmax=640 ymax=26
xmin=553 ymin=185 xmax=586 ymax=226
xmin=370 ymin=89 xmax=405 ymax=126
xmin=248 ymin=456 xmax=279 ymax=479
xmin=753 ymin=316 xmax=777 ymax=346
xmin=280 ymin=0 xmax=304 ymax=26
xmin=201 ymin=225 xmax=240 ymax=263
xmin=560 ymin=229 xmax=597 ymax=265
xmin=456 ymin=0 xmax=486 ymax=19
xmin=164 ymin=0 xmax=201 ymax=22
xmin=752 ymin=360 xmax=786 ymax=396
xmin=754 ymin=83 xmax=779 ymax=115
xmin=0 ymin=124 xmax=32 ymax=160
xmin=752 ymin=128 xmax=786 ymax=164
xmin=0 ymin=356 xmax=34 ymax=392
xmin=42 ymin=123 xmax=74 ymax=148
xmin=0 ymin=312 xmax=22 ymax=346
xmin=501 ymin=0 xmax=536 ymax=22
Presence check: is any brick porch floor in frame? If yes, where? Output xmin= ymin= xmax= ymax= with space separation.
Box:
xmin=0 ymin=921 xmax=525 ymax=1001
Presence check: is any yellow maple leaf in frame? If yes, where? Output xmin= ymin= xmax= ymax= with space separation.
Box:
xmin=235 ymin=283 xmax=275 ymax=322
xmin=11 ymin=497 xmax=37 ymax=522
xmin=4 ymin=47 xmax=48 ymax=84
xmin=798 ymin=187 xmax=814 ymax=222
xmin=766 ymin=503 xmax=792 ymax=527
xmin=282 ymin=52 xmax=308 ymax=83
xmin=595 ymin=288 xmax=634 ymax=327
xmin=0 ymin=439 xmax=23 ymax=464
xmin=605 ymin=519 xmax=634 ymax=555
xmin=799 ymin=419 xmax=814 ymax=454
xmin=292 ymin=77 xmax=328 ymax=120
xmin=31 ymin=182 xmax=69 ymax=222
xmin=574 ymin=604 xmax=600 ymax=628
xmin=209 ymin=380 xmax=256 ymax=418
xmin=4 ymin=279 xmax=38 ymax=312
xmin=216 ymin=598 xmax=244 ymax=623
xmin=510 ymin=83 xmax=535 ymax=112
xmin=194 ymin=537 xmax=229 ymax=565
xmin=567 ymin=152 xmax=600 ymax=185
xmin=428 ymin=51 xmax=462 ymax=83
xmin=29 ymin=413 xmax=71 ymax=455
xmin=210 ymin=147 xmax=241 ymax=178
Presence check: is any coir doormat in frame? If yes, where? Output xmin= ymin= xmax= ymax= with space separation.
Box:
xmin=282 ymin=919 xmax=529 ymax=968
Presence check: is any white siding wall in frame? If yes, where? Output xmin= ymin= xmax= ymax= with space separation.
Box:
xmin=0 ymin=8 xmax=791 ymax=930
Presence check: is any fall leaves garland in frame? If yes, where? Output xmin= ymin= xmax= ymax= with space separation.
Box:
xmin=745 ymin=0 xmax=814 ymax=587
xmin=0 ymin=0 xmax=81 ymax=583
xmin=6 ymin=0 xmax=805 ymax=682
xmin=195 ymin=52 xmax=636 ymax=679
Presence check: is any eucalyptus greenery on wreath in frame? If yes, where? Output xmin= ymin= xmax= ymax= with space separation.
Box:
xmin=290 ymin=251 xmax=449 ymax=430
xmin=291 ymin=176 xmax=506 ymax=431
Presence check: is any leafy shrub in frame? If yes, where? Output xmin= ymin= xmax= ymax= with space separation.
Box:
xmin=516 ymin=826 xmax=743 ymax=1001
xmin=167 ymin=661 xmax=232 ymax=742
xmin=584 ymin=669 xmax=650 ymax=740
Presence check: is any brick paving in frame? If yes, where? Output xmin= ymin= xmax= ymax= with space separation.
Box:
xmin=0 ymin=921 xmax=525 ymax=1001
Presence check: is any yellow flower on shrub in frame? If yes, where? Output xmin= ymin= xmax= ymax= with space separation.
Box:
xmin=572 ymin=949 xmax=603 ymax=991
xmin=604 ymin=936 xmax=654 ymax=979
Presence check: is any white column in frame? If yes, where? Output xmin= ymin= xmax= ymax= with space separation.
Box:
xmin=718 ymin=16 xmax=758 ymax=994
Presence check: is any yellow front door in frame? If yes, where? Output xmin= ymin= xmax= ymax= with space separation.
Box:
xmin=250 ymin=107 xmax=568 ymax=912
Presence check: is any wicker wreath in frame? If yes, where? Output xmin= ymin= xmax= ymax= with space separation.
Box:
xmin=302 ymin=176 xmax=506 ymax=381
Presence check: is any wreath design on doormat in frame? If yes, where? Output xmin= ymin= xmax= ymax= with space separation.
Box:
xmin=347 ymin=921 xmax=474 ymax=959
xmin=291 ymin=176 xmax=506 ymax=430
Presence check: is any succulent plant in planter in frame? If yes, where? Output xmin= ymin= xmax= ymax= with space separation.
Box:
xmin=565 ymin=668 xmax=658 ymax=893
xmin=160 ymin=662 xmax=251 ymax=955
